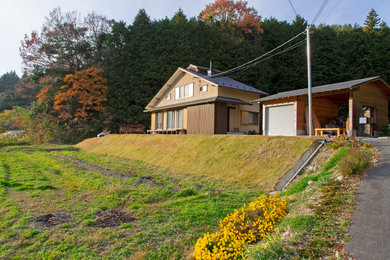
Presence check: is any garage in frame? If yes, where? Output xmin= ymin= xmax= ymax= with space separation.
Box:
xmin=265 ymin=104 xmax=295 ymax=136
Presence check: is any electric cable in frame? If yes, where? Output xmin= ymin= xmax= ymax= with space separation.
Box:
xmin=210 ymin=30 xmax=306 ymax=78
xmin=312 ymin=0 xmax=330 ymax=24
xmin=288 ymin=0 xmax=299 ymax=17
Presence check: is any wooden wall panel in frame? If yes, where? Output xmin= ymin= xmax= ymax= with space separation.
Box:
xmin=215 ymin=102 xmax=228 ymax=134
xmin=353 ymin=82 xmax=389 ymax=130
xmin=187 ymin=103 xmax=215 ymax=134
xmin=150 ymin=113 xmax=156 ymax=130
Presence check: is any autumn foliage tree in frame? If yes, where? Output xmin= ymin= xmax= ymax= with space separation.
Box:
xmin=53 ymin=67 xmax=108 ymax=123
xmin=199 ymin=0 xmax=263 ymax=34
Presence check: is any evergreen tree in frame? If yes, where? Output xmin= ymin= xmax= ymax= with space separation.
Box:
xmin=364 ymin=9 xmax=381 ymax=32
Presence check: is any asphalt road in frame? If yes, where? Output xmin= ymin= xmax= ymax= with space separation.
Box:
xmin=346 ymin=138 xmax=390 ymax=260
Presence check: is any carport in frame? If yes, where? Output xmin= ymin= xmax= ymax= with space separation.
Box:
xmin=253 ymin=76 xmax=390 ymax=137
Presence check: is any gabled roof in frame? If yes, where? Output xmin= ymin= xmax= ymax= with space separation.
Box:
xmin=145 ymin=65 xmax=268 ymax=109
xmin=180 ymin=68 xmax=268 ymax=95
xmin=253 ymin=76 xmax=383 ymax=102
xmin=144 ymin=96 xmax=252 ymax=112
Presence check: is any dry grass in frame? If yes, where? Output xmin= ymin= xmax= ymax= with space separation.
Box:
xmin=76 ymin=135 xmax=316 ymax=190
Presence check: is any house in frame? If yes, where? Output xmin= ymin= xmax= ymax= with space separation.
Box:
xmin=253 ymin=76 xmax=390 ymax=137
xmin=144 ymin=64 xmax=268 ymax=134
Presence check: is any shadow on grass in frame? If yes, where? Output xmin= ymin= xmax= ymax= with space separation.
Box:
xmin=4 ymin=146 xmax=79 ymax=153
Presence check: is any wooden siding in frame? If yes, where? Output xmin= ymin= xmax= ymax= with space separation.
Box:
xmin=215 ymin=102 xmax=228 ymax=134
xmin=183 ymin=108 xmax=188 ymax=129
xmin=187 ymin=103 xmax=215 ymax=134
xmin=353 ymin=82 xmax=389 ymax=130
xmin=151 ymin=113 xmax=156 ymax=130
xmin=154 ymin=73 xmax=218 ymax=108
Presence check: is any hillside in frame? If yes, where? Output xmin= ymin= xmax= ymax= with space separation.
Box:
xmin=76 ymin=134 xmax=316 ymax=190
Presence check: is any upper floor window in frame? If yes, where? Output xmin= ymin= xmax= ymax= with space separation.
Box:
xmin=164 ymin=94 xmax=171 ymax=100
xmin=200 ymin=85 xmax=208 ymax=92
xmin=175 ymin=83 xmax=194 ymax=99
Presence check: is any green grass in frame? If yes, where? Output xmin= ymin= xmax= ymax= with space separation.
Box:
xmin=76 ymin=134 xmax=316 ymax=190
xmin=0 ymin=144 xmax=260 ymax=259
xmin=288 ymin=215 xmax=316 ymax=233
xmin=282 ymin=148 xmax=351 ymax=196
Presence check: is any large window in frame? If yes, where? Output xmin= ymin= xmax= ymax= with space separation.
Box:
xmin=156 ymin=112 xmax=163 ymax=129
xmin=167 ymin=109 xmax=184 ymax=129
xmin=175 ymin=83 xmax=194 ymax=99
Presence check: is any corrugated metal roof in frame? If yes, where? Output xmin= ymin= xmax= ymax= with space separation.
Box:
xmin=181 ymin=67 xmax=268 ymax=95
xmin=144 ymin=96 xmax=252 ymax=112
xmin=253 ymin=76 xmax=380 ymax=102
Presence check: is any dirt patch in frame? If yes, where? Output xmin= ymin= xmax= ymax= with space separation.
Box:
xmin=135 ymin=176 xmax=156 ymax=186
xmin=94 ymin=208 xmax=137 ymax=228
xmin=57 ymin=154 xmax=135 ymax=179
xmin=35 ymin=212 xmax=69 ymax=228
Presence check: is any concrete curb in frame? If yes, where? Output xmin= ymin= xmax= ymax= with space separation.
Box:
xmin=274 ymin=140 xmax=323 ymax=191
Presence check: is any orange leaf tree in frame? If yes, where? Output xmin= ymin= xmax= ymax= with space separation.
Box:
xmin=53 ymin=67 xmax=108 ymax=123
xmin=199 ymin=0 xmax=263 ymax=34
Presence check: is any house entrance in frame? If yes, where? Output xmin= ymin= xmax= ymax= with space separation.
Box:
xmin=358 ymin=106 xmax=376 ymax=137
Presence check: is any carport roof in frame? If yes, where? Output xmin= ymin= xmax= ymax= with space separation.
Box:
xmin=253 ymin=76 xmax=382 ymax=102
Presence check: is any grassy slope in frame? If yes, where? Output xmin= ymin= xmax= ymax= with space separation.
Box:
xmin=76 ymin=135 xmax=316 ymax=190
xmin=0 ymin=145 xmax=258 ymax=259
xmin=247 ymin=142 xmax=374 ymax=259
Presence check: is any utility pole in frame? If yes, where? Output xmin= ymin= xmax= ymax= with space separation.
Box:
xmin=306 ymin=24 xmax=313 ymax=136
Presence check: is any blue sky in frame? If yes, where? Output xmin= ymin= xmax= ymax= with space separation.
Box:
xmin=1 ymin=0 xmax=389 ymax=76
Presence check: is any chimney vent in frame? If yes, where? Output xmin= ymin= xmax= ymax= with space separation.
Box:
xmin=208 ymin=60 xmax=213 ymax=76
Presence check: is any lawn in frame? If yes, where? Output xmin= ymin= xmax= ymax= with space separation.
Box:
xmin=76 ymin=134 xmax=316 ymax=190
xmin=0 ymin=145 xmax=259 ymax=259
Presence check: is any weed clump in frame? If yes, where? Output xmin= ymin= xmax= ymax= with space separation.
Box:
xmin=339 ymin=149 xmax=371 ymax=177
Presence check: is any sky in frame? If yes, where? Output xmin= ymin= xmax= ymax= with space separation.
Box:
xmin=1 ymin=0 xmax=389 ymax=76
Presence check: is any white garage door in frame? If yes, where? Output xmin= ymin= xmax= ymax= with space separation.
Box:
xmin=265 ymin=104 xmax=295 ymax=136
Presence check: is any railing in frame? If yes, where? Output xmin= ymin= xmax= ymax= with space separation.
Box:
xmin=147 ymin=129 xmax=187 ymax=134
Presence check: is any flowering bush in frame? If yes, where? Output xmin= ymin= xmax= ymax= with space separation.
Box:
xmin=193 ymin=194 xmax=289 ymax=260
xmin=329 ymin=135 xmax=361 ymax=150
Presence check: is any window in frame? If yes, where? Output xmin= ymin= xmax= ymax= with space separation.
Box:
xmin=156 ymin=112 xmax=163 ymax=129
xmin=248 ymin=112 xmax=258 ymax=125
xmin=175 ymin=83 xmax=194 ymax=99
xmin=241 ymin=111 xmax=258 ymax=125
xmin=164 ymin=94 xmax=171 ymax=100
xmin=176 ymin=109 xmax=183 ymax=128
xmin=200 ymin=85 xmax=208 ymax=92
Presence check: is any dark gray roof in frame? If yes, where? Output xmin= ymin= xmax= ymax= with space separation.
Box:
xmin=181 ymin=67 xmax=268 ymax=95
xmin=144 ymin=96 xmax=252 ymax=112
xmin=253 ymin=76 xmax=380 ymax=102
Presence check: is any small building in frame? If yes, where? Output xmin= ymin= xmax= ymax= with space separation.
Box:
xmin=253 ymin=76 xmax=390 ymax=137
xmin=144 ymin=64 xmax=268 ymax=134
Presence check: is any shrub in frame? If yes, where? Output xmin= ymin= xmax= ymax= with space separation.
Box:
xmin=339 ymin=149 xmax=371 ymax=176
xmin=193 ymin=230 xmax=245 ymax=260
xmin=329 ymin=135 xmax=361 ymax=150
xmin=193 ymin=194 xmax=289 ymax=260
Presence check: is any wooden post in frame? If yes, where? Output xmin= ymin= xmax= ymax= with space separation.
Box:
xmin=348 ymin=92 xmax=354 ymax=135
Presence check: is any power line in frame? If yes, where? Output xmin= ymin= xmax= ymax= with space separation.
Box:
xmin=209 ymin=39 xmax=306 ymax=78
xmin=210 ymin=30 xmax=306 ymax=78
xmin=288 ymin=0 xmax=298 ymax=17
xmin=234 ymin=39 xmax=307 ymax=74
xmin=312 ymin=0 xmax=330 ymax=24
xmin=320 ymin=0 xmax=342 ymax=25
